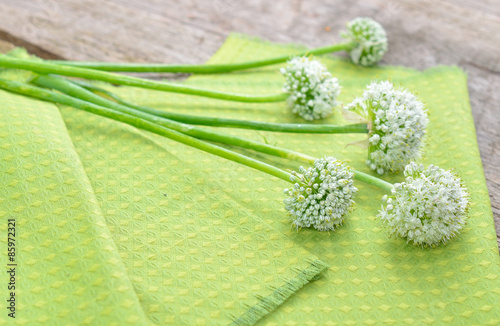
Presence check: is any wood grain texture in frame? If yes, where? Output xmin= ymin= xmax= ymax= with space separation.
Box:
xmin=1 ymin=0 xmax=499 ymax=250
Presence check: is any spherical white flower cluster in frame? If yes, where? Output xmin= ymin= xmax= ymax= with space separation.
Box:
xmin=379 ymin=162 xmax=469 ymax=247
xmin=283 ymin=157 xmax=358 ymax=231
xmin=341 ymin=17 xmax=388 ymax=66
xmin=281 ymin=57 xmax=341 ymax=121
xmin=345 ymin=81 xmax=428 ymax=175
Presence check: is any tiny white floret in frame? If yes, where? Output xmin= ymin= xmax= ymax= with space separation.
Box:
xmin=284 ymin=157 xmax=358 ymax=231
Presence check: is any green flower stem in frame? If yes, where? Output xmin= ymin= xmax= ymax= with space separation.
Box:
xmin=0 ymin=76 xmax=393 ymax=193
xmin=72 ymin=80 xmax=369 ymax=134
xmin=33 ymin=75 xmax=393 ymax=193
xmin=32 ymin=74 xmax=316 ymax=164
xmin=0 ymin=77 xmax=291 ymax=182
xmin=0 ymin=55 xmax=288 ymax=103
xmin=353 ymin=171 xmax=393 ymax=192
xmin=45 ymin=42 xmax=356 ymax=73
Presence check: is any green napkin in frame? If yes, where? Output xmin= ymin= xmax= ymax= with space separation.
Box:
xmin=0 ymin=52 xmax=327 ymax=324
xmin=179 ymin=35 xmax=498 ymax=325
xmin=0 ymin=91 xmax=149 ymax=325
xmin=110 ymin=35 xmax=500 ymax=324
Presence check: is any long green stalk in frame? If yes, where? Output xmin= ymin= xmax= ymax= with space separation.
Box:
xmin=0 ymin=77 xmax=291 ymax=182
xmin=0 ymin=55 xmax=288 ymax=103
xmin=72 ymin=80 xmax=369 ymax=134
xmin=30 ymin=76 xmax=392 ymax=192
xmin=45 ymin=42 xmax=355 ymax=73
xmin=353 ymin=171 xmax=392 ymax=192
xmin=32 ymin=75 xmax=315 ymax=163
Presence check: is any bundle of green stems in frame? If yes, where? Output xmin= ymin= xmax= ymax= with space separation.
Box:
xmin=0 ymin=75 xmax=390 ymax=192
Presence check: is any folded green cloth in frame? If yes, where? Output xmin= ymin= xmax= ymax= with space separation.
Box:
xmin=183 ymin=35 xmax=499 ymax=325
xmin=0 ymin=51 xmax=327 ymax=324
xmin=111 ymin=35 xmax=500 ymax=324
xmin=1 ymin=33 xmax=499 ymax=326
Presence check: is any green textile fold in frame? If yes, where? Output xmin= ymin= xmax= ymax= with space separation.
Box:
xmin=105 ymin=34 xmax=500 ymax=324
xmin=0 ymin=45 xmax=328 ymax=325
xmin=1 ymin=33 xmax=499 ymax=326
xmin=0 ymin=90 xmax=149 ymax=325
xmin=194 ymin=35 xmax=500 ymax=325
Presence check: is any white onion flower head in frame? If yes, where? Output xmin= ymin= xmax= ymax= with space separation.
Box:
xmin=345 ymin=81 xmax=428 ymax=174
xmin=281 ymin=57 xmax=341 ymax=121
xmin=379 ymin=162 xmax=469 ymax=247
xmin=341 ymin=17 xmax=388 ymax=66
xmin=283 ymin=157 xmax=358 ymax=231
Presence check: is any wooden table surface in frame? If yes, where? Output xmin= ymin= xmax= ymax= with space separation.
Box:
xmin=1 ymin=0 xmax=499 ymax=251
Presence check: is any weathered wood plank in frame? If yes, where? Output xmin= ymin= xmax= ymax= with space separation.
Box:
xmin=1 ymin=0 xmax=498 ymax=249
